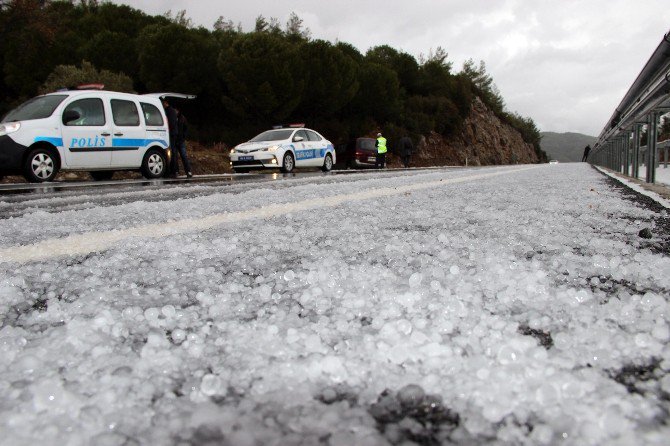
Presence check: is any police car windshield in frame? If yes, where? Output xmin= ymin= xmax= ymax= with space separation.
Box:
xmin=249 ymin=130 xmax=294 ymax=142
xmin=2 ymin=95 xmax=68 ymax=122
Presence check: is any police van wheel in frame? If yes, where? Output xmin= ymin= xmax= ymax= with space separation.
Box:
xmin=280 ymin=152 xmax=295 ymax=173
xmin=24 ymin=147 xmax=59 ymax=183
xmin=321 ymin=154 xmax=333 ymax=172
xmin=141 ymin=149 xmax=167 ymax=179
xmin=90 ymin=171 xmax=114 ymax=181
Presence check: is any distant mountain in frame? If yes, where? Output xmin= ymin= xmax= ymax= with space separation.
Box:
xmin=540 ymin=132 xmax=597 ymax=162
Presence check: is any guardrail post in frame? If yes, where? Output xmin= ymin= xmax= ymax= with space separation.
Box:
xmin=626 ymin=133 xmax=632 ymax=175
xmin=612 ymin=138 xmax=621 ymax=173
xmin=598 ymin=146 xmax=607 ymax=167
xmin=623 ymin=132 xmax=631 ymax=176
xmin=646 ymin=112 xmax=658 ymax=183
xmin=633 ymin=124 xmax=641 ymax=179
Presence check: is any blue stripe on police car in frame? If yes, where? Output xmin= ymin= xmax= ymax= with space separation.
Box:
xmin=34 ymin=136 xmax=64 ymax=147
xmin=112 ymin=138 xmax=168 ymax=147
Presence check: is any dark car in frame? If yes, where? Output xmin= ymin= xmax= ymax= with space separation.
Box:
xmin=337 ymin=137 xmax=377 ymax=168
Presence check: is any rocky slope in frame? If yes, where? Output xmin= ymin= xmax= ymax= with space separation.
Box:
xmin=413 ymin=97 xmax=540 ymax=167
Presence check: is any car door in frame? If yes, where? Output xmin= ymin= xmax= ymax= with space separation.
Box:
xmin=109 ymin=98 xmax=146 ymax=168
xmin=293 ymin=130 xmax=311 ymax=166
xmin=61 ymin=96 xmax=112 ymax=168
xmin=305 ymin=130 xmax=325 ymax=166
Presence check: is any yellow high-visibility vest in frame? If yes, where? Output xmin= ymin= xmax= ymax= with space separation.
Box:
xmin=377 ymin=136 xmax=387 ymax=154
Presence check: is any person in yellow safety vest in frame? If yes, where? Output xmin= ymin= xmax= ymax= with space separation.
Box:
xmin=375 ymin=132 xmax=387 ymax=169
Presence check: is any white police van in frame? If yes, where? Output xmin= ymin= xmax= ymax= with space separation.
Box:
xmin=0 ymin=89 xmax=193 ymax=182
xmin=229 ymin=125 xmax=335 ymax=173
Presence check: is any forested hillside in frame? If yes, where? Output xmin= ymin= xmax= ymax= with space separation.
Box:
xmin=540 ymin=132 xmax=596 ymax=162
xmin=0 ymin=1 xmax=546 ymax=161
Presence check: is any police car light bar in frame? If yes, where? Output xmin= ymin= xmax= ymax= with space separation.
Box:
xmin=271 ymin=123 xmax=305 ymax=129
xmin=76 ymin=84 xmax=105 ymax=90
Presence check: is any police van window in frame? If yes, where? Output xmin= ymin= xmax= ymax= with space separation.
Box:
xmin=111 ymin=99 xmax=140 ymax=126
xmin=140 ymin=103 xmax=164 ymax=126
xmin=63 ymin=98 xmax=105 ymax=126
xmin=3 ymin=95 xmax=67 ymax=123
xmin=306 ymin=130 xmax=322 ymax=141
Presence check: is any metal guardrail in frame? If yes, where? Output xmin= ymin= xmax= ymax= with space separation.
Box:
xmin=638 ymin=138 xmax=670 ymax=171
xmin=590 ymin=29 xmax=670 ymax=183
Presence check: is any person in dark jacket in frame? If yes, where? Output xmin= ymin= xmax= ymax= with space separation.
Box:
xmin=398 ymin=136 xmax=414 ymax=168
xmin=582 ymin=144 xmax=591 ymax=162
xmin=174 ymin=108 xmax=193 ymax=178
xmin=162 ymin=99 xmax=179 ymax=177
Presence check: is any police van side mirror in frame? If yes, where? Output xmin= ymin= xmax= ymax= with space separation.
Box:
xmin=293 ymin=136 xmax=304 ymax=142
xmin=62 ymin=110 xmax=81 ymax=125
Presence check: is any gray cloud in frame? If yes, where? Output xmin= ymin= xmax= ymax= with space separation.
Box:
xmin=112 ymin=0 xmax=670 ymax=136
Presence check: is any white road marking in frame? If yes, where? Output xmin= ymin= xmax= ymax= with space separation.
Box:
xmin=0 ymin=167 xmax=538 ymax=264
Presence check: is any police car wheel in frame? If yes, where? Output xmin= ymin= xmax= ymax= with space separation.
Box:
xmin=141 ymin=149 xmax=167 ymax=179
xmin=90 ymin=171 xmax=114 ymax=181
xmin=280 ymin=152 xmax=295 ymax=173
xmin=321 ymin=154 xmax=333 ymax=172
xmin=24 ymin=148 xmax=58 ymax=183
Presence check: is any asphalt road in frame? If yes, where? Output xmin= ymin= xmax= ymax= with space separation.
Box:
xmin=0 ymin=167 xmax=472 ymax=219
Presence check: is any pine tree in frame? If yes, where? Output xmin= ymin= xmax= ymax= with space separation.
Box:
xmin=461 ymin=59 xmax=504 ymax=114
xmin=214 ymin=16 xmax=236 ymax=32
xmin=285 ymin=12 xmax=310 ymax=40
xmin=254 ymin=15 xmax=267 ymax=32
xmin=40 ymin=60 xmax=134 ymax=93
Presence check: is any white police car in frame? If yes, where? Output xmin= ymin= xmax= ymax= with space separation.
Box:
xmin=230 ymin=126 xmax=335 ymax=173
xmin=0 ymin=89 xmax=193 ymax=182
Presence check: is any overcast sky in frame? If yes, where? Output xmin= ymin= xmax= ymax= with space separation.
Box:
xmin=113 ymin=0 xmax=670 ymax=136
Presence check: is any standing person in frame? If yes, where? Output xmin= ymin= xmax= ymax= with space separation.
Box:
xmin=174 ymin=108 xmax=193 ymax=178
xmin=582 ymin=144 xmax=591 ymax=162
xmin=375 ymin=132 xmax=387 ymax=169
xmin=398 ymin=135 xmax=414 ymax=168
xmin=162 ymin=99 xmax=179 ymax=177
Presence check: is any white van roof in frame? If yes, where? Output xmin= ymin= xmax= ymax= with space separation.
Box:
xmin=142 ymin=93 xmax=197 ymax=100
xmin=43 ymin=91 xmax=196 ymax=101
xmin=45 ymin=90 xmax=153 ymax=99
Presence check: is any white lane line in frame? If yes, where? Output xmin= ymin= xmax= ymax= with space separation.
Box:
xmin=0 ymin=166 xmax=538 ymax=264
